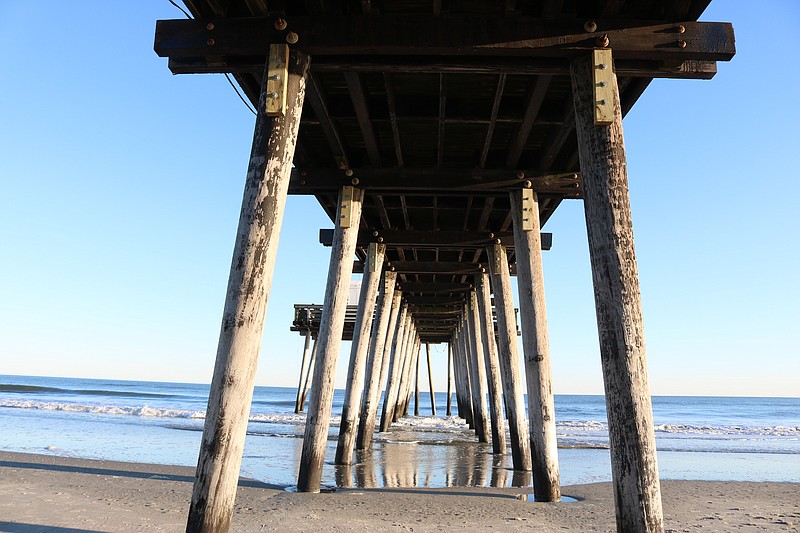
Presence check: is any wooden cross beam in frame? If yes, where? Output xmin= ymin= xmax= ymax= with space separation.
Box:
xmin=319 ymin=228 xmax=553 ymax=250
xmin=156 ymin=17 xmax=734 ymax=61
xmin=292 ymin=168 xmax=582 ymax=196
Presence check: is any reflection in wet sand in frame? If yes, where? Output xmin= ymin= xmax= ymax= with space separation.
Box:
xmin=333 ymin=421 xmax=533 ymax=489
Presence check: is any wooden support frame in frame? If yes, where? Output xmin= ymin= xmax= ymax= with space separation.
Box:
xmin=426 ymin=343 xmax=436 ymax=416
xmin=335 ymin=242 xmax=386 ymax=465
xmin=294 ymin=326 xmax=313 ymax=413
xmin=510 ymin=188 xmax=562 ymax=501
xmin=298 ymin=339 xmax=318 ymax=412
xmin=571 ymin=51 xmax=663 ymax=531
xmin=358 ymin=285 xmax=401 ymax=450
xmin=446 ymin=341 xmax=453 ymax=416
xmin=488 ymin=243 xmax=532 ymax=472
xmin=298 ymin=186 xmax=365 ymax=493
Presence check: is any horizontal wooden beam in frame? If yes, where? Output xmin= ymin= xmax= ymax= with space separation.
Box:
xmin=168 ymin=55 xmax=718 ymax=79
xmin=319 ymin=228 xmax=551 ymax=250
xmin=156 ymin=17 xmax=734 ymax=62
xmin=293 ymin=168 xmax=582 ymax=196
xmin=399 ymin=282 xmax=474 ymax=293
xmin=403 ymin=295 xmax=466 ymax=305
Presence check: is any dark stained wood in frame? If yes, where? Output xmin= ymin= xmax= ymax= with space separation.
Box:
xmin=571 ymin=53 xmax=663 ymax=532
xmin=344 ymin=72 xmax=382 ymax=166
xmin=507 ymin=76 xmax=552 ymax=168
xmin=480 ymin=74 xmax=506 ymax=168
xmin=383 ymin=74 xmax=404 ymax=167
xmin=319 ymin=228 xmax=552 ymax=249
xmin=156 ymin=18 xmax=735 ymax=62
xmin=306 ymin=73 xmax=350 ymax=170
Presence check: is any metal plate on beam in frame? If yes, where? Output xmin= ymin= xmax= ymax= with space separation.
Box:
xmin=593 ymin=48 xmax=615 ymax=126
xmin=265 ymin=44 xmax=289 ymax=116
xmin=339 ymin=186 xmax=355 ymax=228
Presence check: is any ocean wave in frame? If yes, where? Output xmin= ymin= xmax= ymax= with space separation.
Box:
xmin=0 ymin=383 xmax=182 ymax=399
xmin=653 ymin=423 xmax=800 ymax=437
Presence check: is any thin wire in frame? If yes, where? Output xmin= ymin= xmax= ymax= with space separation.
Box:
xmin=225 ymin=73 xmax=258 ymax=116
xmin=167 ymin=0 xmax=191 ymax=19
xmin=165 ymin=0 xmax=257 ymax=116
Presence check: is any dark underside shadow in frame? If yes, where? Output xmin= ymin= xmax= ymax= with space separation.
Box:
xmin=0 ymin=522 xmax=105 ymax=533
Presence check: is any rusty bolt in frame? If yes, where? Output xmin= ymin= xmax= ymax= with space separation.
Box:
xmin=584 ymin=20 xmax=598 ymax=33
xmin=488 ymin=232 xmax=495 ymax=239
xmin=596 ymin=34 xmax=610 ymax=48
xmin=677 ymin=24 xmax=686 ymax=34
xmin=345 ymin=169 xmax=354 ymax=177
xmin=516 ymin=171 xmax=525 ymax=180
xmin=378 ymin=237 xmax=384 ymax=243
xmin=274 ymin=18 xmax=287 ymax=31
xmin=373 ymin=230 xmax=379 ymax=237
xmin=206 ymin=38 xmax=216 ymax=46
xmin=206 ymin=22 xmax=215 ymax=31
xmin=495 ymin=239 xmax=501 ymax=244
xmin=351 ymin=177 xmax=359 ymax=185
xmin=524 ymin=179 xmax=532 ymax=188
xmin=286 ymin=31 xmax=299 ymax=44
xmin=390 ymin=266 xmax=395 ymax=271
xmin=677 ymin=39 xmax=687 ymax=49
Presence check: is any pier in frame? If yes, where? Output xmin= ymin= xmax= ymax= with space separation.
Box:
xmin=154 ymin=2 xmax=735 ymax=531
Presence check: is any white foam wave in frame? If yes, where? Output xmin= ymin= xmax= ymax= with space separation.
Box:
xmin=391 ymin=416 xmax=470 ymax=432
xmin=0 ymin=399 xmax=205 ymax=419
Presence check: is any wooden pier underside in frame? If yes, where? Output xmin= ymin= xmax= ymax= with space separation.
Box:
xmin=156 ymin=0 xmax=733 ymax=344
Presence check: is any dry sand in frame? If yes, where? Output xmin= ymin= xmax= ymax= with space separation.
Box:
xmin=0 ymin=451 xmax=798 ymax=532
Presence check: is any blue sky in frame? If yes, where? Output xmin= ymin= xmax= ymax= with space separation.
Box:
xmin=1 ymin=2 xmax=797 ymax=397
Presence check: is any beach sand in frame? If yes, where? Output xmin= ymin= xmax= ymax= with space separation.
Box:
xmin=0 ymin=451 xmax=797 ymax=532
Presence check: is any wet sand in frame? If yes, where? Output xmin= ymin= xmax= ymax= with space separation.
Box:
xmin=0 ymin=451 xmax=798 ymax=532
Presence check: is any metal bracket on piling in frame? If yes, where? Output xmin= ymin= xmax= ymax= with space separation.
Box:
xmin=265 ymin=44 xmax=290 ymax=116
xmin=520 ymin=188 xmax=535 ymax=232
xmin=592 ymin=48 xmax=614 ymax=126
xmin=340 ymin=186 xmax=355 ymax=228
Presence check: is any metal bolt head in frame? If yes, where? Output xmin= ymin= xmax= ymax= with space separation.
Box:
xmin=274 ymin=18 xmax=288 ymax=31
xmin=677 ymin=39 xmax=687 ymax=49
xmin=300 ymin=180 xmax=306 ymax=186
xmin=206 ymin=38 xmax=216 ymax=46
xmin=378 ymin=237 xmax=384 ymax=243
xmin=524 ymin=179 xmax=532 ymax=188
xmin=516 ymin=171 xmax=525 ymax=180
xmin=286 ymin=31 xmax=299 ymax=44
xmin=495 ymin=239 xmax=501 ymax=244
xmin=596 ymin=34 xmax=610 ymax=48
xmin=345 ymin=169 xmax=354 ymax=177
xmin=598 ymin=63 xmax=607 ymax=70
xmin=488 ymin=232 xmax=495 ymax=239
xmin=677 ymin=24 xmax=686 ymax=34
xmin=206 ymin=22 xmax=215 ymax=31
xmin=351 ymin=177 xmax=359 ymax=185
xmin=584 ymin=20 xmax=598 ymax=33
xmin=372 ymin=230 xmax=379 ymax=237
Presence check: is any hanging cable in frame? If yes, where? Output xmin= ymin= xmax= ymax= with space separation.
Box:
xmin=166 ymin=0 xmax=258 ymax=116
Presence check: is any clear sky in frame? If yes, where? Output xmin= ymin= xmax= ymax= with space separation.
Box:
xmin=1 ymin=2 xmax=797 ymax=398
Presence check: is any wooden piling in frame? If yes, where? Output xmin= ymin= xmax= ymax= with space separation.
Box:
xmin=570 ymin=53 xmax=663 ymax=532
xmin=379 ymin=304 xmax=409 ymax=432
xmin=446 ymin=342 xmax=453 ymax=416
xmin=476 ymin=273 xmax=508 ymax=455
xmin=395 ymin=325 xmax=417 ymax=421
xmin=457 ymin=320 xmax=475 ymax=429
xmin=466 ymin=292 xmax=491 ymax=443
xmin=297 ymin=186 xmax=364 ymax=493
xmin=187 ymin=49 xmax=309 ymax=533
xmin=294 ymin=325 xmax=312 ymax=414
xmin=414 ymin=341 xmax=421 ymax=416
xmin=298 ymin=339 xmax=318 ymax=412
xmin=356 ymin=275 xmax=398 ymax=450
xmin=488 ymin=244 xmax=532 ymax=471
xmin=335 ymin=243 xmax=386 ymax=465
xmin=390 ymin=313 xmax=414 ymax=423
xmin=510 ymin=189 xmax=561 ymax=501
xmin=426 ymin=343 xmax=436 ymax=416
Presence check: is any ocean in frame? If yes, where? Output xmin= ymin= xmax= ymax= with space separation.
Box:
xmin=1 ymin=374 xmax=798 ymax=489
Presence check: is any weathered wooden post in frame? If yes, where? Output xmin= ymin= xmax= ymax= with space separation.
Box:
xmin=571 ymin=50 xmax=663 ymax=532
xmin=476 ymin=273 xmax=507 ymax=455
xmin=356 ymin=276 xmax=399 ymax=450
xmin=297 ymin=185 xmax=364 ymax=493
xmin=380 ymin=304 xmax=409 ymax=431
xmin=395 ymin=327 xmax=418 ymax=420
xmin=510 ymin=189 xmax=561 ymax=501
xmin=426 ymin=343 xmax=436 ymax=416
xmin=187 ymin=47 xmax=309 ymax=532
xmin=488 ymin=244 xmax=532 ymax=471
xmin=298 ymin=338 xmax=318 ymax=412
xmin=294 ymin=318 xmax=312 ymax=413
xmin=335 ymin=242 xmax=386 ymax=465
xmin=466 ymin=292 xmax=490 ymax=443
xmin=389 ymin=313 xmax=415 ymax=423
xmin=414 ymin=340 xmax=421 ymax=416
xmin=446 ymin=341 xmax=453 ymax=416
